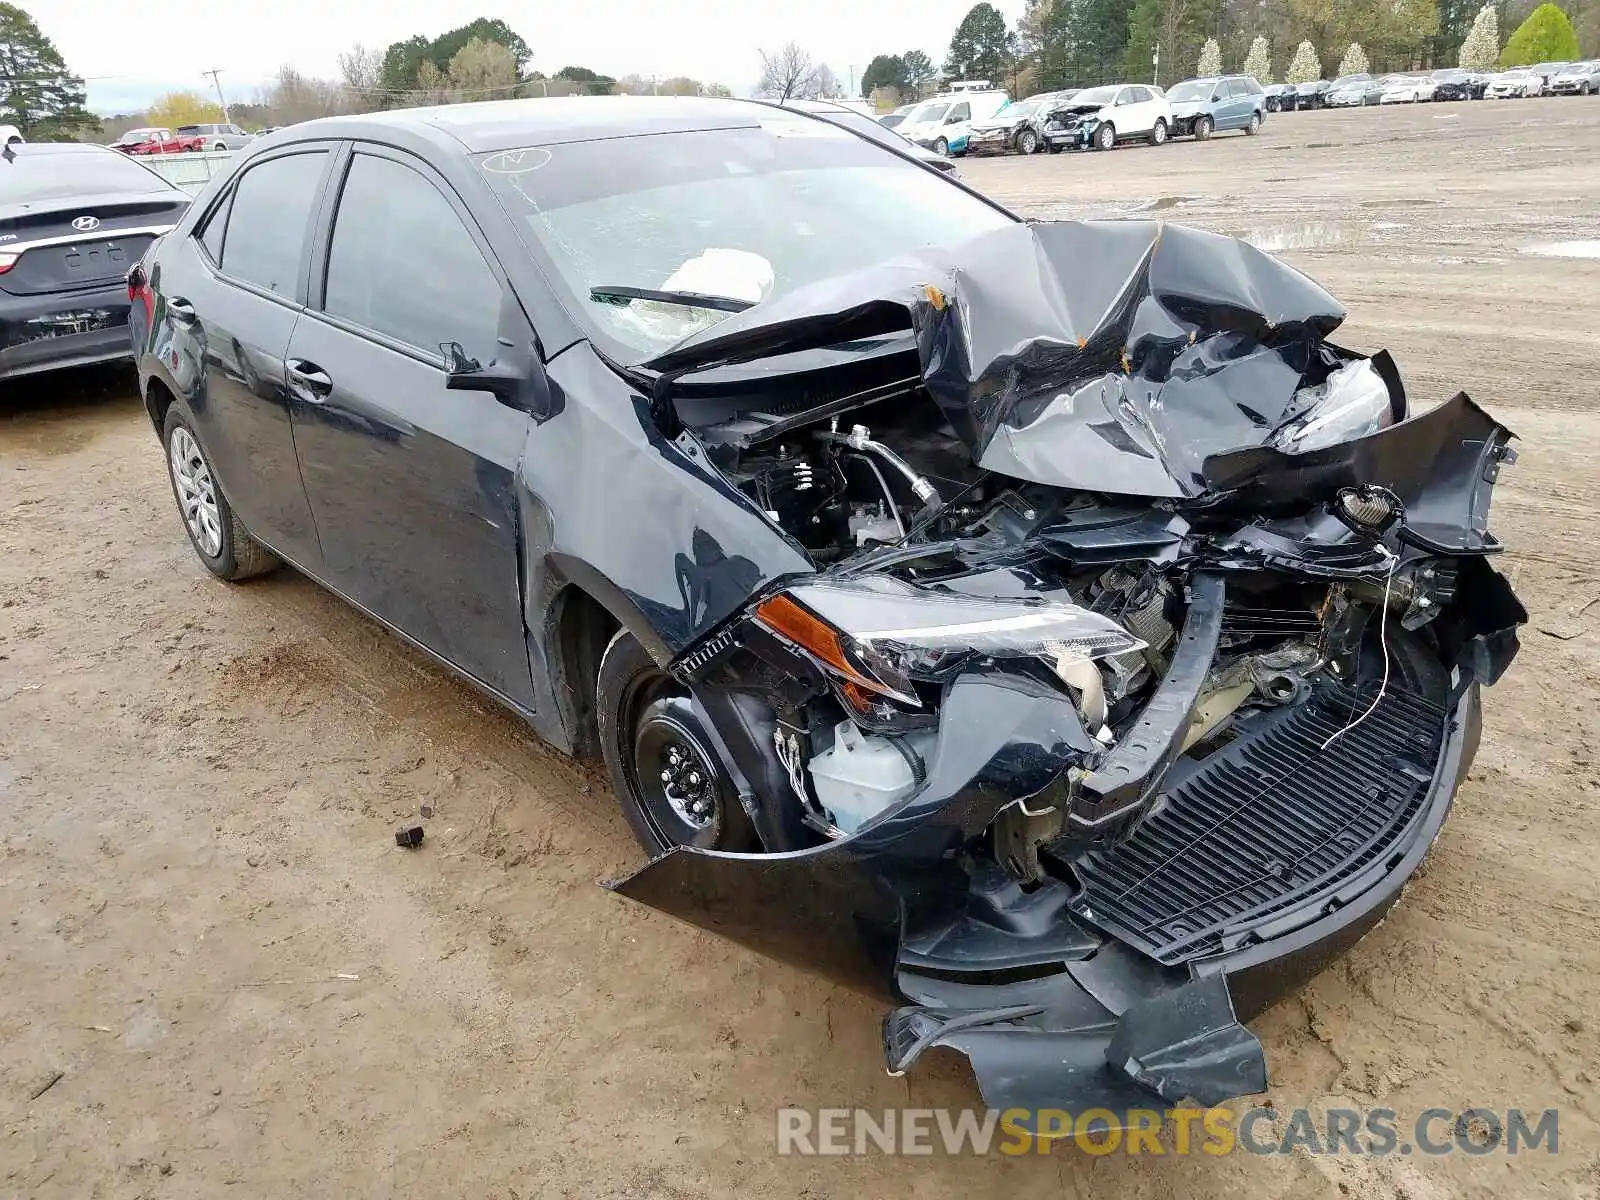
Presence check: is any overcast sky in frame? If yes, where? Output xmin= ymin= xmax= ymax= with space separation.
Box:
xmin=39 ymin=0 xmax=1025 ymax=115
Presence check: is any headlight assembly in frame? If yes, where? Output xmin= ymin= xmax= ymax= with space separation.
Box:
xmin=753 ymin=576 xmax=1144 ymax=709
xmin=1271 ymin=358 xmax=1398 ymax=454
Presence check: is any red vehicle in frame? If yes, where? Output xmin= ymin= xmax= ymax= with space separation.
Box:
xmin=111 ymin=127 xmax=206 ymax=155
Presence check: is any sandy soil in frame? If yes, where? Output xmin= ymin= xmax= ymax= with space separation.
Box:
xmin=3 ymin=98 xmax=1599 ymax=1198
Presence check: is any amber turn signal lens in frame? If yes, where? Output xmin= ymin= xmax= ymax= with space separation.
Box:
xmin=753 ymin=594 xmax=881 ymax=692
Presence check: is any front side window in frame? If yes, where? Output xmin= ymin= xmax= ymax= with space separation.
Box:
xmin=480 ymin=115 xmax=1013 ymax=363
xmin=323 ymin=152 xmax=502 ymax=365
xmin=1166 ymin=80 xmax=1212 ymax=102
xmin=218 ymin=151 xmax=327 ymax=298
xmin=949 ymin=102 xmax=970 ymax=122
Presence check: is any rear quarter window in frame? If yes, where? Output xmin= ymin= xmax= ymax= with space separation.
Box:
xmin=217 ymin=151 xmax=328 ymax=298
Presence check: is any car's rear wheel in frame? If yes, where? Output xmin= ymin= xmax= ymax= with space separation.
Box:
xmin=1095 ymin=122 xmax=1116 ymax=150
xmin=1148 ymin=118 xmax=1168 ymax=146
xmin=1017 ymin=128 xmax=1038 ymax=154
xmin=162 ymin=407 xmax=279 ymax=581
xmin=1194 ymin=115 xmax=1214 ymax=140
xmin=1246 ymin=111 xmax=1262 ymax=135
xmin=933 ymin=136 xmax=949 ymax=156
xmin=597 ymin=630 xmax=759 ymax=856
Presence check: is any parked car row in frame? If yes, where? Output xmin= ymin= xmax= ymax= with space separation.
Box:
xmin=887 ymin=75 xmax=1268 ymax=157
xmin=107 ymin=123 xmax=257 ymax=156
xmin=1267 ymin=63 xmax=1600 ymax=111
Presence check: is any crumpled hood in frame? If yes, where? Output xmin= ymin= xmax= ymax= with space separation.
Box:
xmin=644 ymin=220 xmax=1346 ymax=498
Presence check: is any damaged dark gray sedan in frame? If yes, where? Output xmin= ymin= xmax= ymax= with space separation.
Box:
xmin=130 ymin=98 xmax=1526 ymax=1128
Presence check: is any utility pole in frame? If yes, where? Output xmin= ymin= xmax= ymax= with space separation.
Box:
xmin=202 ymin=68 xmax=230 ymax=123
xmin=1153 ymin=44 xmax=1161 ymax=87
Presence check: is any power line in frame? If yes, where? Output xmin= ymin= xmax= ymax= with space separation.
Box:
xmin=202 ymin=67 xmax=230 ymax=122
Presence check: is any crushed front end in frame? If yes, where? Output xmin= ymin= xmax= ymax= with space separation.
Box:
xmin=607 ymin=221 xmax=1525 ymax=1125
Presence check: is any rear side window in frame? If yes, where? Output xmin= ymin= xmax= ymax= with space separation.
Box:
xmin=322 ymin=152 xmax=501 ymax=365
xmin=219 ymin=151 xmax=327 ymax=297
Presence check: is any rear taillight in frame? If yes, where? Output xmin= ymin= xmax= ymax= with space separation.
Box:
xmin=126 ymin=261 xmax=146 ymax=301
xmin=0 ymin=251 xmax=15 ymax=275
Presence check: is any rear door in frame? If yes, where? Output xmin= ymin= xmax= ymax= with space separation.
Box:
xmin=157 ymin=146 xmax=332 ymax=568
xmin=1221 ymin=78 xmax=1250 ymax=127
xmin=1119 ymin=87 xmax=1154 ymax=134
xmin=284 ymin=145 xmax=537 ymax=706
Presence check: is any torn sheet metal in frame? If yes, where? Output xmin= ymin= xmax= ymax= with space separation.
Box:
xmin=643 ymin=220 xmax=1349 ymax=498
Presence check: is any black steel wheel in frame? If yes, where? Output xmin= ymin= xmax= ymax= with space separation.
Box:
xmin=596 ymin=630 xmax=758 ymax=856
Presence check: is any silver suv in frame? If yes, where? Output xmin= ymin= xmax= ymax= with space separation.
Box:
xmin=175 ymin=123 xmax=253 ymax=151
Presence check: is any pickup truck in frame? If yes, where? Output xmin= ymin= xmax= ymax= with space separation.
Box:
xmin=111 ymin=127 xmax=207 ymax=155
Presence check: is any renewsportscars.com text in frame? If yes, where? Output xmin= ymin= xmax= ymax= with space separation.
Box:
xmin=775 ymin=1106 xmax=1560 ymax=1157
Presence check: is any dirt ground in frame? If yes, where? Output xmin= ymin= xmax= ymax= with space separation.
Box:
xmin=3 ymin=97 xmax=1599 ymax=1199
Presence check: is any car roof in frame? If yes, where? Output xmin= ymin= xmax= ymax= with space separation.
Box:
xmin=9 ymin=141 xmax=126 ymax=157
xmin=275 ymin=95 xmax=779 ymax=155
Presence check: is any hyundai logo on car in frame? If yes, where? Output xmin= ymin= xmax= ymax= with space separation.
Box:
xmin=72 ymin=215 xmax=102 ymax=231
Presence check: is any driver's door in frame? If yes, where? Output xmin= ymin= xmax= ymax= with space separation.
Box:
xmin=284 ymin=144 xmax=538 ymax=707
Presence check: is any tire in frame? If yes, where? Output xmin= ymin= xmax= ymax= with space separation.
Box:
xmin=1245 ymin=110 xmax=1262 ymax=135
xmin=1017 ymin=127 xmax=1039 ymax=154
xmin=1095 ymin=122 xmax=1116 ymax=151
xmin=1194 ymin=115 xmax=1214 ymax=140
xmin=210 ymin=140 xmax=225 ymax=151
xmin=162 ymin=406 xmax=279 ymax=581
xmin=596 ymin=630 xmax=759 ymax=857
xmin=933 ymin=136 xmax=949 ymax=156
xmin=1148 ymin=118 xmax=1168 ymax=146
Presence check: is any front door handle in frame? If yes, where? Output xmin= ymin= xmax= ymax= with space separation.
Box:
xmin=286 ymin=358 xmax=333 ymax=402
xmin=167 ymin=296 xmax=197 ymax=324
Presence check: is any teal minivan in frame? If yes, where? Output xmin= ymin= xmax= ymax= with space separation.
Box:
xmin=1165 ymin=74 xmax=1267 ymax=139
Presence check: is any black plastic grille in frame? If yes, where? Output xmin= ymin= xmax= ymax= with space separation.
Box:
xmin=1069 ymin=683 xmax=1447 ymax=965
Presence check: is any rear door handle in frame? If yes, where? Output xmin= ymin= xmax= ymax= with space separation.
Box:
xmin=167 ymin=297 xmax=196 ymax=324
xmin=286 ymin=358 xmax=333 ymax=402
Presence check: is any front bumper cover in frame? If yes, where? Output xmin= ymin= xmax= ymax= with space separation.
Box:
xmin=614 ymin=674 xmax=1483 ymax=1129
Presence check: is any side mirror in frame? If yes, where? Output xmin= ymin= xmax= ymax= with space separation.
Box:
xmin=442 ymin=340 xmax=551 ymax=417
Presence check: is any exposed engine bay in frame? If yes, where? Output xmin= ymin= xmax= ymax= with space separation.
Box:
xmin=609 ymin=219 xmax=1526 ymax=1125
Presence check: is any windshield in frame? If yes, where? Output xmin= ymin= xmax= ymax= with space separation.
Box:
xmin=1532 ymin=63 xmax=1567 ymax=72
xmin=1 ymin=147 xmax=174 ymax=201
xmin=1333 ymin=75 xmax=1371 ymax=87
xmin=118 ymin=129 xmax=158 ymax=143
xmin=1072 ymin=86 xmax=1119 ymax=106
xmin=1434 ymin=69 xmax=1466 ymax=80
xmin=906 ymin=102 xmax=949 ymax=123
xmin=1166 ymin=80 xmax=1214 ymax=101
xmin=1000 ymin=100 xmax=1038 ymax=118
xmin=481 ymin=118 xmax=1013 ymax=365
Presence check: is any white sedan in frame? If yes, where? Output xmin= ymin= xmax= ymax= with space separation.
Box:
xmin=1379 ymin=75 xmax=1437 ymax=103
xmin=1485 ymin=69 xmax=1541 ymax=98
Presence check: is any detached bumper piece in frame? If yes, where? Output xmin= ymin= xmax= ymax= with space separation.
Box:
xmin=1069 ymin=680 xmax=1446 ymax=965
xmin=884 ymin=973 xmax=1265 ymax=1132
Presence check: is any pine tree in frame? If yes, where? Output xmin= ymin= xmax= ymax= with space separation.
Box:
xmin=1286 ymin=40 xmax=1322 ymax=83
xmin=0 ymin=2 xmax=97 ymax=139
xmin=1337 ymin=42 xmax=1370 ymax=76
xmin=1198 ymin=37 xmax=1223 ymax=76
xmin=1243 ymin=35 xmax=1272 ymax=83
xmin=1457 ymin=4 xmax=1500 ymax=69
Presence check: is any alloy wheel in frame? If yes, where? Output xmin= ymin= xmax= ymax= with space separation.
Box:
xmin=1018 ymin=128 xmax=1038 ymax=154
xmin=168 ymin=426 xmax=223 ymax=558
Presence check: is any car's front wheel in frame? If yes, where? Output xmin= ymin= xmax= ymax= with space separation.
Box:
xmin=162 ymin=407 xmax=279 ymax=581
xmin=1148 ymin=118 xmax=1168 ymax=146
xmin=597 ymin=630 xmax=759 ymax=856
xmin=933 ymin=136 xmax=949 ymax=156
xmin=1194 ymin=115 xmax=1214 ymax=140
xmin=1017 ymin=128 xmax=1038 ymax=154
xmin=1095 ymin=122 xmax=1116 ymax=150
